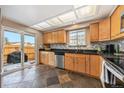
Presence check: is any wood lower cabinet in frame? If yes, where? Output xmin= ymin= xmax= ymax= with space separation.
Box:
xmin=85 ymin=55 xmax=90 ymax=74
xmin=64 ymin=53 xmax=74 ymax=71
xmin=40 ymin=51 xmax=55 ymax=66
xmin=89 ymin=55 xmax=101 ymax=78
xmin=41 ymin=51 xmax=49 ymax=65
xmin=99 ymin=17 xmax=111 ymax=41
xmin=90 ymin=23 xmax=99 ymax=42
xmin=65 ymin=53 xmax=86 ymax=73
xmin=39 ymin=51 xmax=42 ymax=64
xmin=76 ymin=54 xmax=86 ymax=73
xmin=64 ymin=53 xmax=101 ymax=78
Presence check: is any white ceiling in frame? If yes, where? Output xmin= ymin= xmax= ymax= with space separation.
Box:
xmin=0 ymin=5 xmax=116 ymax=31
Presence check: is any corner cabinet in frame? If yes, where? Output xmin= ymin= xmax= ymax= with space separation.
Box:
xmin=43 ymin=29 xmax=66 ymax=44
xmin=111 ymin=6 xmax=124 ymax=40
xmin=99 ymin=17 xmax=111 ymax=41
xmin=90 ymin=23 xmax=99 ymax=42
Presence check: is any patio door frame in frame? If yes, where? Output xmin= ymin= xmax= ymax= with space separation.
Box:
xmin=23 ymin=31 xmax=37 ymax=67
xmin=1 ymin=26 xmax=37 ymax=74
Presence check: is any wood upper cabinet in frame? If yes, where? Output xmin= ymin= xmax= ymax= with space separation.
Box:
xmin=43 ymin=32 xmax=52 ymax=44
xmin=90 ymin=55 xmax=101 ymax=78
xmin=43 ymin=30 xmax=66 ymax=44
xmin=57 ymin=30 xmax=66 ymax=43
xmin=99 ymin=17 xmax=111 ymax=41
xmin=111 ymin=6 xmax=124 ymax=39
xmin=52 ymin=31 xmax=57 ymax=43
xmin=90 ymin=23 xmax=99 ymax=42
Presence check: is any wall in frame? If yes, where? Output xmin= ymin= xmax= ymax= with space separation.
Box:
xmin=1 ymin=17 xmax=43 ymax=64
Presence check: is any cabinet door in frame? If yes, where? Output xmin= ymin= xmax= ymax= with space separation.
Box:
xmin=43 ymin=33 xmax=48 ymax=44
xmin=39 ymin=52 xmax=42 ymax=64
xmin=73 ymin=54 xmax=78 ymax=72
xmin=85 ymin=55 xmax=90 ymax=74
xmin=90 ymin=55 xmax=101 ymax=78
xmin=111 ymin=6 xmax=124 ymax=39
xmin=64 ymin=53 xmax=74 ymax=71
xmin=64 ymin=53 xmax=70 ymax=70
xmin=47 ymin=32 xmax=52 ymax=44
xmin=48 ymin=52 xmax=55 ymax=66
xmin=52 ymin=32 xmax=57 ymax=43
xmin=77 ymin=54 xmax=86 ymax=73
xmin=99 ymin=18 xmax=111 ymax=41
xmin=69 ymin=54 xmax=74 ymax=71
xmin=58 ymin=30 xmax=66 ymax=43
xmin=90 ymin=23 xmax=99 ymax=42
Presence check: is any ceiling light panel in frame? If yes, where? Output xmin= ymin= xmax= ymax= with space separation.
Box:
xmin=37 ymin=22 xmax=51 ymax=28
xmin=58 ymin=11 xmax=76 ymax=23
xmin=47 ymin=17 xmax=62 ymax=26
xmin=76 ymin=6 xmax=96 ymax=18
xmin=31 ymin=25 xmax=44 ymax=30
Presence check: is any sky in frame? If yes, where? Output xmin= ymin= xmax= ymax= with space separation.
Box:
xmin=4 ymin=31 xmax=35 ymax=44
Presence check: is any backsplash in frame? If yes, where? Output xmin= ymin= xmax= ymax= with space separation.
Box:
xmin=50 ymin=39 xmax=124 ymax=52
xmin=50 ymin=44 xmax=93 ymax=50
xmin=91 ymin=40 xmax=124 ymax=52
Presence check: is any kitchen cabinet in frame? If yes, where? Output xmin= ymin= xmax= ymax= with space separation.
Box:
xmin=89 ymin=55 xmax=101 ymax=78
xmin=99 ymin=17 xmax=111 ymax=41
xmin=41 ymin=51 xmax=49 ymax=65
xmin=64 ymin=53 xmax=101 ymax=78
xmin=58 ymin=30 xmax=66 ymax=43
xmin=52 ymin=31 xmax=58 ymax=43
xmin=48 ymin=52 xmax=55 ymax=66
xmin=111 ymin=6 xmax=124 ymax=40
xmin=64 ymin=53 xmax=74 ymax=71
xmin=85 ymin=55 xmax=90 ymax=74
xmin=76 ymin=54 xmax=86 ymax=73
xmin=64 ymin=53 xmax=86 ymax=73
xmin=40 ymin=51 xmax=55 ymax=66
xmin=43 ymin=30 xmax=66 ymax=44
xmin=90 ymin=23 xmax=99 ymax=42
xmin=43 ymin=32 xmax=52 ymax=44
xmin=39 ymin=51 xmax=42 ymax=64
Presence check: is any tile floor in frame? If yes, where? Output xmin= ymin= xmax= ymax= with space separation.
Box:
xmin=1 ymin=64 xmax=102 ymax=88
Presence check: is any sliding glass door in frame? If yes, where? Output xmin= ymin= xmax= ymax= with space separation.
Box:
xmin=24 ymin=34 xmax=36 ymax=66
xmin=2 ymin=28 xmax=37 ymax=73
xmin=3 ymin=30 xmax=22 ymax=72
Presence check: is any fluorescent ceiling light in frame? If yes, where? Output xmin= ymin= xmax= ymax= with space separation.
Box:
xmin=76 ymin=6 xmax=96 ymax=18
xmin=37 ymin=22 xmax=51 ymax=28
xmin=47 ymin=18 xmax=62 ymax=26
xmin=58 ymin=11 xmax=76 ymax=23
xmin=31 ymin=25 xmax=44 ymax=30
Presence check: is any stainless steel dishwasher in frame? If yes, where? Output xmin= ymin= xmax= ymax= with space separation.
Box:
xmin=55 ymin=52 xmax=64 ymax=69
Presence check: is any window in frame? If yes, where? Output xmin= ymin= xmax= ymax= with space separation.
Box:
xmin=69 ymin=29 xmax=86 ymax=46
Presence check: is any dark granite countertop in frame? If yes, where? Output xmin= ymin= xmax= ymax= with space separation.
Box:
xmin=39 ymin=48 xmax=99 ymax=55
